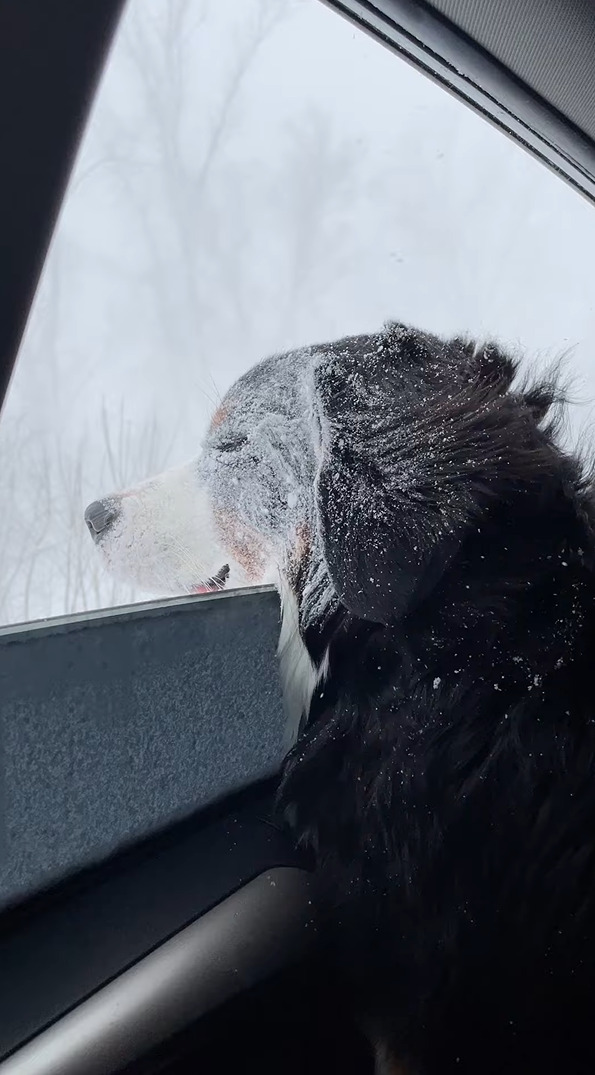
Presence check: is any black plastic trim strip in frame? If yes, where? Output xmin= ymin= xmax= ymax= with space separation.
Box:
xmin=0 ymin=867 xmax=315 ymax=1075
xmin=323 ymin=0 xmax=595 ymax=204
xmin=0 ymin=0 xmax=126 ymax=410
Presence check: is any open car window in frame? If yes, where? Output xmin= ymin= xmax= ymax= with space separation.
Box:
xmin=1 ymin=3 xmax=595 ymax=1073
xmin=1 ymin=0 xmax=595 ymax=629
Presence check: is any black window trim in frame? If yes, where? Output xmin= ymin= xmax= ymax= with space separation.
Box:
xmin=323 ymin=0 xmax=595 ymax=205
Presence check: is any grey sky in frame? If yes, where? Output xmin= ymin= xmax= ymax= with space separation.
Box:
xmin=1 ymin=0 xmax=594 ymax=625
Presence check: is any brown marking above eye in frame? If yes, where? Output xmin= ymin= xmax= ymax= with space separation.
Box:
xmin=210 ymin=404 xmax=229 ymax=432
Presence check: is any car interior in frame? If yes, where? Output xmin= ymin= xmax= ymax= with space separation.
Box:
xmin=1 ymin=1 xmax=595 ymax=1072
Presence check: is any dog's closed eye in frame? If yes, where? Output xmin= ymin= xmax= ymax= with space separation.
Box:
xmin=215 ymin=433 xmax=249 ymax=455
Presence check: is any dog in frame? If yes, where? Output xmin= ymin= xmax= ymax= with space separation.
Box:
xmin=85 ymin=322 xmax=595 ymax=1074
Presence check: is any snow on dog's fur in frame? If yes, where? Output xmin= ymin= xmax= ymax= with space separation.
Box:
xmin=86 ymin=323 xmax=595 ymax=1075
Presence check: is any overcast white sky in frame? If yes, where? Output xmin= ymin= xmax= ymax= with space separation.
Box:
xmin=1 ymin=0 xmax=595 ymax=625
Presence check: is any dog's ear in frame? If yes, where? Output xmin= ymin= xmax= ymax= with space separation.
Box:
xmin=310 ymin=329 xmax=558 ymax=625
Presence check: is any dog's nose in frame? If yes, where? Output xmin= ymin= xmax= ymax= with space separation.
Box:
xmin=84 ymin=499 xmax=119 ymax=539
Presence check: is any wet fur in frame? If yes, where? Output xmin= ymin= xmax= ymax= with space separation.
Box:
xmin=277 ymin=327 xmax=595 ymax=1074
xmin=88 ymin=322 xmax=595 ymax=1074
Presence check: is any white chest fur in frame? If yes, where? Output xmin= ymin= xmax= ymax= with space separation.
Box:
xmin=277 ymin=574 xmax=329 ymax=747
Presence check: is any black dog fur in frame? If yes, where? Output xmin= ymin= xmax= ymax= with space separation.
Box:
xmin=278 ymin=326 xmax=595 ymax=1074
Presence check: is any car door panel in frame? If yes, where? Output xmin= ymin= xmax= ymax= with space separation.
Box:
xmin=0 ymin=787 xmax=309 ymax=1061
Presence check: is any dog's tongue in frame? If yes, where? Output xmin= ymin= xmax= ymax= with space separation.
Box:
xmin=191 ymin=564 xmax=230 ymax=595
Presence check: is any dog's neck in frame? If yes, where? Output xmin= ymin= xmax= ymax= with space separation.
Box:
xmin=277 ymin=572 xmax=329 ymax=745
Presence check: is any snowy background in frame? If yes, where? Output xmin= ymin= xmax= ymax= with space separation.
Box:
xmin=1 ymin=0 xmax=595 ymax=626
